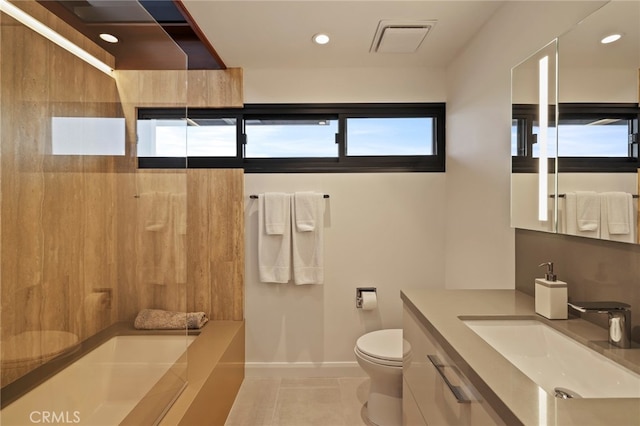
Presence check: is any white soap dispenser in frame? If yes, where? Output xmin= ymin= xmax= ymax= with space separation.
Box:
xmin=535 ymin=262 xmax=568 ymax=320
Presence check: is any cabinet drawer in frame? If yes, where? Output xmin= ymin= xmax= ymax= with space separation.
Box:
xmin=403 ymin=379 xmax=428 ymax=426
xmin=403 ymin=305 xmax=504 ymax=426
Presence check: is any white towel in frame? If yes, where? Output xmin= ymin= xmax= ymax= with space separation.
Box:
xmin=172 ymin=192 xmax=187 ymax=235
xmin=258 ymin=194 xmax=292 ymax=283
xmin=292 ymin=192 xmax=325 ymax=285
xmin=264 ymin=192 xmax=289 ymax=235
xmin=141 ymin=191 xmax=170 ymax=231
xmin=294 ymin=192 xmax=317 ymax=232
xmin=600 ymin=192 xmax=634 ymax=243
xmin=576 ymin=191 xmax=600 ymax=231
xmin=564 ymin=192 xmax=600 ymax=238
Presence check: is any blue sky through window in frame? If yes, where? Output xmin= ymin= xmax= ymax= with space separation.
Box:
xmin=245 ymin=120 xmax=339 ymax=158
xmin=511 ymin=121 xmax=629 ymax=158
xmin=346 ymin=117 xmax=433 ymax=156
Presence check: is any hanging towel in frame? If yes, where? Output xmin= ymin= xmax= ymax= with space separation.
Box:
xmin=294 ymin=192 xmax=318 ymax=231
xmin=172 ymin=192 xmax=187 ymax=235
xmin=576 ymin=191 xmax=600 ymax=231
xmin=564 ymin=192 xmax=600 ymax=238
xmin=140 ymin=191 xmax=170 ymax=231
xmin=292 ymin=192 xmax=325 ymax=285
xmin=264 ymin=192 xmax=289 ymax=235
xmin=600 ymin=192 xmax=634 ymax=243
xmin=258 ymin=194 xmax=292 ymax=283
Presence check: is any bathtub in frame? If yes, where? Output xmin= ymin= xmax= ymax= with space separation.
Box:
xmin=1 ymin=335 xmax=196 ymax=425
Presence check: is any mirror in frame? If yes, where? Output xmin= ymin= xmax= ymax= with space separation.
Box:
xmin=511 ymin=40 xmax=559 ymax=233
xmin=511 ymin=1 xmax=640 ymax=244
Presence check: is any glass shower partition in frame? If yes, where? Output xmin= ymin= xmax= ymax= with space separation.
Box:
xmin=1 ymin=1 xmax=189 ymax=424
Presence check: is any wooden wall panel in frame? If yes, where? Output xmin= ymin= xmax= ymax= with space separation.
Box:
xmin=115 ymin=70 xmax=245 ymax=322
xmin=1 ymin=3 xmax=121 ymax=386
xmin=187 ymin=69 xmax=244 ymax=108
xmin=2 ymin=0 xmax=245 ymax=387
xmin=187 ymin=170 xmax=244 ymax=321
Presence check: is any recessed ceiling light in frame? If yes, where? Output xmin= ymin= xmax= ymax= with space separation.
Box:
xmin=601 ymin=33 xmax=622 ymax=44
xmin=313 ymin=33 xmax=330 ymax=45
xmin=99 ymin=33 xmax=119 ymax=44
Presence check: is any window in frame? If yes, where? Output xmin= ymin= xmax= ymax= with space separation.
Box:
xmin=345 ymin=117 xmax=434 ymax=156
xmin=512 ymin=103 xmax=639 ymax=172
xmin=137 ymin=103 xmax=445 ymax=172
xmin=244 ymin=117 xmax=339 ymax=158
xmin=52 ymin=117 xmax=125 ymax=156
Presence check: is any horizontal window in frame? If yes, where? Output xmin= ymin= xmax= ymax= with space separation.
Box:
xmin=345 ymin=117 xmax=434 ymax=156
xmin=137 ymin=103 xmax=445 ymax=173
xmin=512 ymin=103 xmax=639 ymax=172
xmin=244 ymin=117 xmax=339 ymax=158
xmin=52 ymin=117 xmax=125 ymax=156
xmin=137 ymin=117 xmax=238 ymax=157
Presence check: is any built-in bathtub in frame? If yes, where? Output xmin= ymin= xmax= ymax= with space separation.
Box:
xmin=0 ymin=335 xmax=196 ymax=426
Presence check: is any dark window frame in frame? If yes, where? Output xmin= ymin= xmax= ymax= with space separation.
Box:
xmin=137 ymin=103 xmax=446 ymax=173
xmin=512 ymin=103 xmax=639 ymax=173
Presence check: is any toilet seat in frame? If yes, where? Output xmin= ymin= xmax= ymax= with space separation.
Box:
xmin=355 ymin=329 xmax=408 ymax=367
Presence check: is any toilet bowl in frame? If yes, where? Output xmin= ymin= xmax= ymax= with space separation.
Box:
xmin=354 ymin=329 xmax=410 ymax=426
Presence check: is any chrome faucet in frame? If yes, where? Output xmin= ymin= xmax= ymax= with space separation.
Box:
xmin=568 ymin=302 xmax=632 ymax=349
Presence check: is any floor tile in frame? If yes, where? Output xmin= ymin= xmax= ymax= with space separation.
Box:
xmin=272 ymin=387 xmax=345 ymax=426
xmin=338 ymin=377 xmax=371 ymax=426
xmin=225 ymin=376 xmax=373 ymax=426
xmin=224 ymin=378 xmax=281 ymax=426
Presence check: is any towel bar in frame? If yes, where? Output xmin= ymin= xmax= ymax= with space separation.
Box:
xmin=249 ymin=194 xmax=329 ymax=199
xmin=551 ymin=193 xmax=638 ymax=199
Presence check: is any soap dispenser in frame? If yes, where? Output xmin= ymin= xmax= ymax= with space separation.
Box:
xmin=535 ymin=262 xmax=568 ymax=319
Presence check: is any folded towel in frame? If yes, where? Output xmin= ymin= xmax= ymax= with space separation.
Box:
xmin=600 ymin=192 xmax=635 ymax=243
xmin=258 ymin=194 xmax=292 ymax=283
xmin=294 ymin=192 xmax=318 ymax=232
xmin=134 ymin=309 xmax=208 ymax=330
xmin=264 ymin=192 xmax=289 ymax=235
xmin=292 ymin=192 xmax=325 ymax=284
xmin=564 ymin=192 xmax=600 ymax=238
xmin=576 ymin=191 xmax=599 ymax=231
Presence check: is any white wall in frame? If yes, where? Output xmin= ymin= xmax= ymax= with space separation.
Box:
xmin=243 ymin=59 xmax=448 ymax=375
xmin=444 ymin=0 xmax=606 ymax=289
xmin=244 ymin=173 xmax=445 ymax=374
xmin=243 ymin=67 xmax=446 ymax=103
xmin=241 ymin=0 xmax=607 ymax=373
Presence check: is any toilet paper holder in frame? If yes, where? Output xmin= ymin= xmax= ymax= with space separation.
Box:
xmin=356 ymin=287 xmax=377 ymax=308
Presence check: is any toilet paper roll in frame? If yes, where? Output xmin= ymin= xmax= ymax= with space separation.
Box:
xmin=361 ymin=291 xmax=377 ymax=311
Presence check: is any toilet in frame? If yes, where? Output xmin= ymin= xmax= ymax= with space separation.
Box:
xmin=354 ymin=329 xmax=410 ymax=426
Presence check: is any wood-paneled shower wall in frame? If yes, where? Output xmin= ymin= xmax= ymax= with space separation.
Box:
xmin=1 ymin=1 xmax=122 ymax=386
xmin=115 ymin=69 xmax=245 ymax=323
xmin=1 ymin=0 xmax=244 ymax=387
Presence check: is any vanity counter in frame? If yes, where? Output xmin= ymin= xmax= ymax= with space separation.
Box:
xmin=401 ymin=289 xmax=640 ymax=426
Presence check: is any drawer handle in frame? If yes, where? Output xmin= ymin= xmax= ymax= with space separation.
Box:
xmin=427 ymin=355 xmax=471 ymax=403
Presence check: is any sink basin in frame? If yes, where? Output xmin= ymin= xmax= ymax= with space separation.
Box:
xmin=463 ymin=319 xmax=640 ymax=398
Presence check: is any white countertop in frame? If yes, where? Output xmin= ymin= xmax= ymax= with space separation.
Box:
xmin=401 ymin=289 xmax=640 ymax=426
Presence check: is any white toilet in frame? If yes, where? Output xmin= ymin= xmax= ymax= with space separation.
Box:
xmin=354 ymin=329 xmax=410 ymax=426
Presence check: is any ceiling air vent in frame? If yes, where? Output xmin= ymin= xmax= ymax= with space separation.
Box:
xmin=370 ymin=20 xmax=436 ymax=53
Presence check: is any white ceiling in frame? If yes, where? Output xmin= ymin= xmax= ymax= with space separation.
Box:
xmin=559 ymin=1 xmax=640 ymax=69
xmin=181 ymin=1 xmax=506 ymax=70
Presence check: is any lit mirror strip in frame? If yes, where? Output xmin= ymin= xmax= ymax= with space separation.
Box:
xmin=538 ymin=55 xmax=549 ymax=221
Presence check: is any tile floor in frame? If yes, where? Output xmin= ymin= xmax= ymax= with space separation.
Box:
xmin=224 ymin=377 xmax=373 ymax=426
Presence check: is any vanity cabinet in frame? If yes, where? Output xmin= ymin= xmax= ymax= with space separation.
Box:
xmin=402 ymin=305 xmax=505 ymax=426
